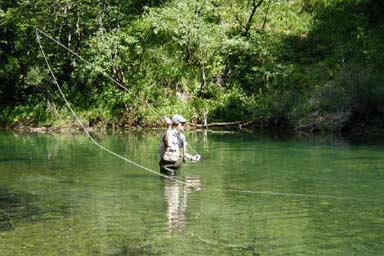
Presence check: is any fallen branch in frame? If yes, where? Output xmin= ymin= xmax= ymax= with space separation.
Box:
xmin=190 ymin=119 xmax=255 ymax=128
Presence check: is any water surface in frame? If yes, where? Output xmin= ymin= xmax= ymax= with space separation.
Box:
xmin=0 ymin=130 xmax=383 ymax=255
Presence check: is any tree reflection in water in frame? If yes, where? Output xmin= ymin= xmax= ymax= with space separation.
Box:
xmin=163 ymin=176 xmax=202 ymax=232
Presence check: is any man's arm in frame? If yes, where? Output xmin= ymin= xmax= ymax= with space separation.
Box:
xmin=181 ymin=133 xmax=201 ymax=162
xmin=164 ymin=130 xmax=171 ymax=148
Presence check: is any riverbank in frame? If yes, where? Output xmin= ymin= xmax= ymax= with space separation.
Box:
xmin=2 ymin=111 xmax=383 ymax=141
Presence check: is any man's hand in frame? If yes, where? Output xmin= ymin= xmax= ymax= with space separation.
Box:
xmin=184 ymin=153 xmax=201 ymax=162
xmin=191 ymin=154 xmax=201 ymax=162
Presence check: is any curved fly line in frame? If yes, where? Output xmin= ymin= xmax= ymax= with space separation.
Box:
xmin=35 ymin=28 xmax=199 ymax=155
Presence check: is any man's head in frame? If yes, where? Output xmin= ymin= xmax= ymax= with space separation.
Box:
xmin=171 ymin=114 xmax=187 ymax=131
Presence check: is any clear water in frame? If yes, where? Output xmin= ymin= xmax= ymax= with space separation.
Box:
xmin=0 ymin=130 xmax=383 ymax=255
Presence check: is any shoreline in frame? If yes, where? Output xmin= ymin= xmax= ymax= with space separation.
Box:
xmin=1 ymin=120 xmax=383 ymax=143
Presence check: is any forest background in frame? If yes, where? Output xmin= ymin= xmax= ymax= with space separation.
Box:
xmin=1 ymin=0 xmax=383 ymax=135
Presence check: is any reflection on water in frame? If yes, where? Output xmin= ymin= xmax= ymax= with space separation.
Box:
xmin=163 ymin=176 xmax=202 ymax=232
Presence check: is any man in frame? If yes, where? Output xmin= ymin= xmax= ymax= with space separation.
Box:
xmin=159 ymin=114 xmax=200 ymax=175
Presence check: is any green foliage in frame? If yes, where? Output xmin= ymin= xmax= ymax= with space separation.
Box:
xmin=338 ymin=66 xmax=384 ymax=108
xmin=0 ymin=102 xmax=51 ymax=126
xmin=1 ymin=0 xmax=383 ymax=131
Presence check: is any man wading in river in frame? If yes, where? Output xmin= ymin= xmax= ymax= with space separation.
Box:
xmin=159 ymin=114 xmax=200 ymax=175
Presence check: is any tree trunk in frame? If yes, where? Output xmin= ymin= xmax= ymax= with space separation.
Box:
xmin=243 ymin=0 xmax=264 ymax=36
xmin=196 ymin=0 xmax=207 ymax=90
xmin=261 ymin=0 xmax=272 ymax=31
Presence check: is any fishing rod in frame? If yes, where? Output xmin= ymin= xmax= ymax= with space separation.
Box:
xmin=35 ymin=28 xmax=200 ymax=155
xmin=36 ymin=28 xmax=187 ymax=185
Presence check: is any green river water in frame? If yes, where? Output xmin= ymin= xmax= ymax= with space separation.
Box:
xmin=0 ymin=130 xmax=383 ymax=255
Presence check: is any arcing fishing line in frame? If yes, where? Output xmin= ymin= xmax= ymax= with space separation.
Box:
xmin=212 ymin=189 xmax=350 ymax=200
xmin=35 ymin=28 xmax=199 ymax=155
xmin=36 ymin=29 xmax=186 ymax=185
xmin=211 ymin=187 xmax=384 ymax=202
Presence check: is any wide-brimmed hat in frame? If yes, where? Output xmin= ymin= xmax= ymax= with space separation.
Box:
xmin=171 ymin=114 xmax=187 ymax=124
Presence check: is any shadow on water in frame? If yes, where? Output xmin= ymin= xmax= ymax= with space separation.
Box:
xmin=228 ymin=127 xmax=384 ymax=147
xmin=0 ymin=157 xmax=32 ymax=163
xmin=0 ymin=187 xmax=70 ymax=232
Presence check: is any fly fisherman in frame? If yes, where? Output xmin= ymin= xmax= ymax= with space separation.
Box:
xmin=159 ymin=114 xmax=201 ymax=175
